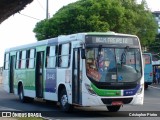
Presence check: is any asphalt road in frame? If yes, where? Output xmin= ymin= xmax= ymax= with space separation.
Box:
xmin=0 ymin=84 xmax=160 ymax=120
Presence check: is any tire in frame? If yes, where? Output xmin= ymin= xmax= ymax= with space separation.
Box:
xmin=145 ymin=84 xmax=148 ymax=89
xmin=19 ymin=85 xmax=33 ymax=103
xmin=107 ymin=105 xmax=121 ymax=112
xmin=19 ymin=85 xmax=26 ymax=102
xmin=59 ymin=89 xmax=73 ymax=112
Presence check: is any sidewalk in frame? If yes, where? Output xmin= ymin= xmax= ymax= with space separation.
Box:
xmin=0 ymin=75 xmax=2 ymax=84
xmin=149 ymin=83 xmax=160 ymax=89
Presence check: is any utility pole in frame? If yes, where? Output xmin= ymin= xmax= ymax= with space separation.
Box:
xmin=46 ymin=0 xmax=49 ymax=19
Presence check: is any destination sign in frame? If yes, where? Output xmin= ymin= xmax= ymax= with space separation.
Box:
xmin=85 ymin=35 xmax=139 ymax=45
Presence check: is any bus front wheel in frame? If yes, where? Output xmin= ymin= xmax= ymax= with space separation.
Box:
xmin=145 ymin=84 xmax=148 ymax=89
xmin=59 ymin=89 xmax=73 ymax=112
xmin=107 ymin=105 xmax=121 ymax=112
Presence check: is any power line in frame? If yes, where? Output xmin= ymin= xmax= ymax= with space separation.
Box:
xmin=19 ymin=13 xmax=41 ymax=21
xmin=36 ymin=0 xmax=45 ymax=11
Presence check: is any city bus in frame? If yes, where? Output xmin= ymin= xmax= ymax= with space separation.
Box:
xmin=3 ymin=32 xmax=144 ymax=112
xmin=142 ymin=53 xmax=153 ymax=89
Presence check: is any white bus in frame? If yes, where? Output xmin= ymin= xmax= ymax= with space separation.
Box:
xmin=3 ymin=32 xmax=144 ymax=112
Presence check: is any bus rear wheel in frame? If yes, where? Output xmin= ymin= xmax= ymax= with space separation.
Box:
xmin=19 ymin=85 xmax=26 ymax=102
xmin=107 ymin=105 xmax=121 ymax=112
xmin=19 ymin=85 xmax=33 ymax=103
xmin=59 ymin=89 xmax=73 ymax=112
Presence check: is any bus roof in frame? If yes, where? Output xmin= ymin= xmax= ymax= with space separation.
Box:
xmin=142 ymin=53 xmax=152 ymax=56
xmin=85 ymin=32 xmax=138 ymax=37
xmin=4 ymin=32 xmax=139 ymax=53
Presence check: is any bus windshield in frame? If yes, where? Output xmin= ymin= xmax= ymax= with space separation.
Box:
xmin=86 ymin=47 xmax=142 ymax=83
xmin=143 ymin=54 xmax=151 ymax=64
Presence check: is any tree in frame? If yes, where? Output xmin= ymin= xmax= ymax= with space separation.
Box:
xmin=33 ymin=0 xmax=157 ymax=48
xmin=148 ymin=33 xmax=160 ymax=53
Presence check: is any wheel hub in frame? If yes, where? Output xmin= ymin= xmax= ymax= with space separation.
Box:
xmin=61 ymin=95 xmax=68 ymax=106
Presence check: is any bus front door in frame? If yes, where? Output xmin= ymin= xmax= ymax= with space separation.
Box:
xmin=36 ymin=52 xmax=44 ymax=98
xmin=72 ymin=48 xmax=82 ymax=105
xmin=9 ymin=55 xmax=15 ymax=93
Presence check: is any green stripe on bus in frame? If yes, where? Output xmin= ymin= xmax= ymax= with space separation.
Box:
xmin=24 ymin=86 xmax=35 ymax=90
xmin=14 ymin=85 xmax=35 ymax=90
xmin=91 ymin=83 xmax=121 ymax=96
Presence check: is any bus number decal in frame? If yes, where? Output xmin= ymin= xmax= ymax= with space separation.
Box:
xmin=123 ymin=84 xmax=140 ymax=96
xmin=45 ymin=69 xmax=56 ymax=93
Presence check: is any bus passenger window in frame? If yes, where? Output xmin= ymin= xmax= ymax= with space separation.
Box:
xmin=46 ymin=46 xmax=56 ymax=68
xmin=4 ymin=53 xmax=9 ymax=70
xmin=28 ymin=49 xmax=35 ymax=68
xmin=46 ymin=47 xmax=50 ymax=68
xmin=16 ymin=52 xmax=19 ymax=69
xmin=58 ymin=43 xmax=71 ymax=68
xmin=19 ymin=51 xmax=22 ymax=69
xmin=21 ymin=50 xmax=26 ymax=69
xmin=26 ymin=50 xmax=30 ymax=68
xmin=16 ymin=51 xmax=22 ymax=69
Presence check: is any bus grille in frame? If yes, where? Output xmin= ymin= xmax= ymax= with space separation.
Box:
xmin=101 ymin=97 xmax=133 ymax=104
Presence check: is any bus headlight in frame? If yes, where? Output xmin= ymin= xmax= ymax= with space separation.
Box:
xmin=85 ymin=83 xmax=97 ymax=95
xmin=137 ymin=84 xmax=143 ymax=94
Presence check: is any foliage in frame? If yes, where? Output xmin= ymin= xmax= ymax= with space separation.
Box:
xmin=148 ymin=33 xmax=160 ymax=53
xmin=0 ymin=0 xmax=33 ymax=24
xmin=33 ymin=0 xmax=158 ymax=47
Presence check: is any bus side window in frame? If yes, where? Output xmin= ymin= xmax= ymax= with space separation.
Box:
xmin=16 ymin=52 xmax=19 ymax=69
xmin=19 ymin=51 xmax=22 ymax=69
xmin=4 ymin=53 xmax=9 ymax=70
xmin=28 ymin=49 xmax=35 ymax=68
xmin=16 ymin=51 xmax=22 ymax=69
xmin=21 ymin=50 xmax=26 ymax=69
xmin=46 ymin=47 xmax=50 ymax=68
xmin=46 ymin=46 xmax=57 ymax=68
xmin=58 ymin=44 xmax=62 ymax=67
xmin=26 ymin=50 xmax=30 ymax=68
xmin=58 ymin=43 xmax=71 ymax=68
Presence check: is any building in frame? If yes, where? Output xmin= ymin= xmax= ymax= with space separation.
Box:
xmin=152 ymin=11 xmax=160 ymax=34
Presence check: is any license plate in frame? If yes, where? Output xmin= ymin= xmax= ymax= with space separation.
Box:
xmin=111 ymin=101 xmax=123 ymax=106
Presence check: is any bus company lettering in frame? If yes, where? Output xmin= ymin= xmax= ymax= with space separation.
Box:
xmin=10 ymin=112 xmax=42 ymax=117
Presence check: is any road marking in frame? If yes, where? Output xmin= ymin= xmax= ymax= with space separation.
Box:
xmin=149 ymin=85 xmax=160 ymax=90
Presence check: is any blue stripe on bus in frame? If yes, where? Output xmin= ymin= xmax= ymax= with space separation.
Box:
xmin=45 ymin=69 xmax=57 ymax=93
xmin=123 ymin=84 xmax=140 ymax=96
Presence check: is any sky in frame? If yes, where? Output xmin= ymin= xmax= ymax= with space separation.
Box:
xmin=0 ymin=0 xmax=160 ymax=67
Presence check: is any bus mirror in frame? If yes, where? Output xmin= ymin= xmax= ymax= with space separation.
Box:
xmin=81 ymin=49 xmax=86 ymax=59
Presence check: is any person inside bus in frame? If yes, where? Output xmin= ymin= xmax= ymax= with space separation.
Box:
xmin=97 ymin=48 xmax=116 ymax=82
xmin=97 ymin=50 xmax=105 ymax=73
